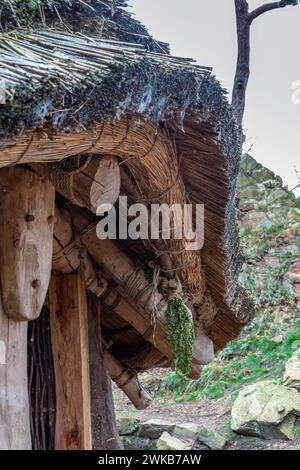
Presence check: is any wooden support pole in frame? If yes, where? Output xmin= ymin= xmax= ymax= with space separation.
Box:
xmin=87 ymin=295 xmax=123 ymax=450
xmin=0 ymin=296 xmax=31 ymax=450
xmin=48 ymin=273 xmax=92 ymax=450
xmin=0 ymin=166 xmax=55 ymax=321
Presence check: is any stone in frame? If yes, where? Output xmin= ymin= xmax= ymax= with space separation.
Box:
xmin=157 ymin=432 xmax=194 ymax=451
xmin=283 ymin=349 xmax=300 ymax=391
xmin=116 ymin=415 xmax=140 ymax=436
xmin=197 ymin=427 xmax=226 ymax=450
xmin=231 ymin=381 xmax=300 ymax=440
xmin=173 ymin=423 xmax=199 ymax=440
xmin=121 ymin=436 xmax=155 ymax=450
xmin=286 ymin=260 xmax=300 ymax=284
xmin=138 ymin=419 xmax=176 ymax=439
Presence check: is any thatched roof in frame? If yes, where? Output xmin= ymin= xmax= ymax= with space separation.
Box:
xmin=0 ymin=0 xmax=169 ymax=52
xmin=0 ymin=1 xmax=254 ymax=375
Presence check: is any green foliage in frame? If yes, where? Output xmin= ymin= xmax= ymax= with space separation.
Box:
xmin=157 ymin=213 xmax=300 ymax=402
xmin=165 ymin=298 xmax=195 ymax=377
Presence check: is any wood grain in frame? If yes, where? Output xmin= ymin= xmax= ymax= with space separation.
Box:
xmin=48 ymin=273 xmax=92 ymax=450
xmin=0 ymin=166 xmax=55 ymax=321
xmin=0 ymin=296 xmax=31 ymax=449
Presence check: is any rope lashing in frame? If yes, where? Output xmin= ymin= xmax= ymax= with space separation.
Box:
xmin=49 ymin=154 xmax=93 ymax=206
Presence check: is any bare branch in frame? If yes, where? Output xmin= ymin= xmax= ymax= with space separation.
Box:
xmin=249 ymin=0 xmax=298 ymax=23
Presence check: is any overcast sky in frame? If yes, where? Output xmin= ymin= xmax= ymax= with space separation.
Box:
xmin=128 ymin=0 xmax=300 ymax=196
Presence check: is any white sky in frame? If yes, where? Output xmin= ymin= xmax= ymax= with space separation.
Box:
xmin=128 ymin=0 xmax=300 ymax=196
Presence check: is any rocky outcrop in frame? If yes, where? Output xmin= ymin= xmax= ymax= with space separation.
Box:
xmin=231 ymin=381 xmax=300 ymax=440
xmin=238 ymin=155 xmax=298 ymax=228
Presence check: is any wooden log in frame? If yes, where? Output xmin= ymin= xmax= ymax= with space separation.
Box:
xmin=31 ymin=155 xmax=120 ymax=213
xmin=0 ymin=296 xmax=31 ymax=449
xmin=48 ymin=273 xmax=92 ymax=450
xmin=53 ymin=206 xmax=108 ymax=296
xmin=0 ymin=167 xmax=55 ymax=321
xmin=87 ymin=294 xmax=123 ymax=450
xmin=103 ymin=349 xmax=152 ymax=411
xmin=66 ymin=205 xmax=214 ymax=378
xmin=53 ymin=207 xmax=80 ymax=273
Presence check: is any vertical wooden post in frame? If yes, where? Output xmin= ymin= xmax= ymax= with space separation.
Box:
xmin=48 ymin=273 xmax=92 ymax=450
xmin=0 ymin=297 xmax=31 ymax=450
xmin=87 ymin=294 xmax=123 ymax=450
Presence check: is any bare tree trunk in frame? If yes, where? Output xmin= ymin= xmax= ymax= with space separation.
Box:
xmin=87 ymin=294 xmax=123 ymax=450
xmin=232 ymin=0 xmax=298 ymax=128
xmin=232 ymin=0 xmax=250 ymax=128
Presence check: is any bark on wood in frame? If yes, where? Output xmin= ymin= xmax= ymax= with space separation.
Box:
xmin=0 ymin=166 xmax=55 ymax=321
xmin=48 ymin=273 xmax=92 ymax=450
xmin=87 ymin=295 xmax=123 ymax=450
xmin=0 ymin=296 xmax=31 ymax=450
xmin=232 ymin=0 xmax=298 ymax=127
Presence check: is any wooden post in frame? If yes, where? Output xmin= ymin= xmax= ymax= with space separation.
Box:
xmin=48 ymin=273 xmax=92 ymax=450
xmin=0 ymin=166 xmax=55 ymax=321
xmin=87 ymin=295 xmax=123 ymax=450
xmin=0 ymin=297 xmax=31 ymax=450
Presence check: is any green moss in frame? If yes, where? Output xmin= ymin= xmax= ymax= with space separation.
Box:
xmin=165 ymin=298 xmax=195 ymax=377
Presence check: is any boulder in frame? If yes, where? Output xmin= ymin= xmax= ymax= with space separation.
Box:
xmin=116 ymin=415 xmax=140 ymax=436
xmin=173 ymin=423 xmax=199 ymax=440
xmin=283 ymin=349 xmax=300 ymax=391
xmin=231 ymin=381 xmax=300 ymax=440
xmin=157 ymin=432 xmax=193 ymax=451
xmin=197 ymin=427 xmax=226 ymax=450
xmin=121 ymin=436 xmax=155 ymax=450
xmin=138 ymin=419 xmax=176 ymax=439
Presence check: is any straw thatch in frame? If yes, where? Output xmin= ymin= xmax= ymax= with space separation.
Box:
xmin=0 ymin=4 xmax=253 ymax=374
xmin=1 ymin=0 xmax=169 ymax=52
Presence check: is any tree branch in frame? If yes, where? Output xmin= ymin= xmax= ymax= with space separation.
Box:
xmin=248 ymin=0 xmax=298 ymax=23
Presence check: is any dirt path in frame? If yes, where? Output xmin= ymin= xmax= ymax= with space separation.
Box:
xmin=114 ymin=391 xmax=300 ymax=451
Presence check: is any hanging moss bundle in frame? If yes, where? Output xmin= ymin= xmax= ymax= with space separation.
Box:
xmin=165 ymin=298 xmax=195 ymax=376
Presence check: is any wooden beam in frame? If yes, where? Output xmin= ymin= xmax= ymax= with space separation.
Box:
xmin=67 ymin=205 xmax=214 ymax=378
xmin=0 ymin=297 xmax=31 ymax=449
xmin=48 ymin=273 xmax=92 ymax=450
xmin=0 ymin=166 xmax=55 ymax=321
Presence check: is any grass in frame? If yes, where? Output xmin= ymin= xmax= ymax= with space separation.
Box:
xmin=155 ymin=214 xmax=300 ymax=403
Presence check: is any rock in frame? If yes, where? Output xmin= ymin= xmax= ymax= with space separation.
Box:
xmin=138 ymin=419 xmax=176 ymax=439
xmin=283 ymin=349 xmax=300 ymax=391
xmin=288 ymin=207 xmax=300 ymax=223
xmin=197 ymin=427 xmax=226 ymax=450
xmin=286 ymin=260 xmax=300 ymax=284
xmin=116 ymin=415 xmax=140 ymax=436
xmin=121 ymin=436 xmax=155 ymax=450
xmin=173 ymin=423 xmax=199 ymax=440
xmin=273 ymin=334 xmax=284 ymax=344
xmin=157 ymin=432 xmax=193 ymax=451
xmin=231 ymin=381 xmax=300 ymax=440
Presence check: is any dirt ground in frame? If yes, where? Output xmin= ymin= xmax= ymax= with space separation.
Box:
xmin=114 ymin=390 xmax=300 ymax=451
